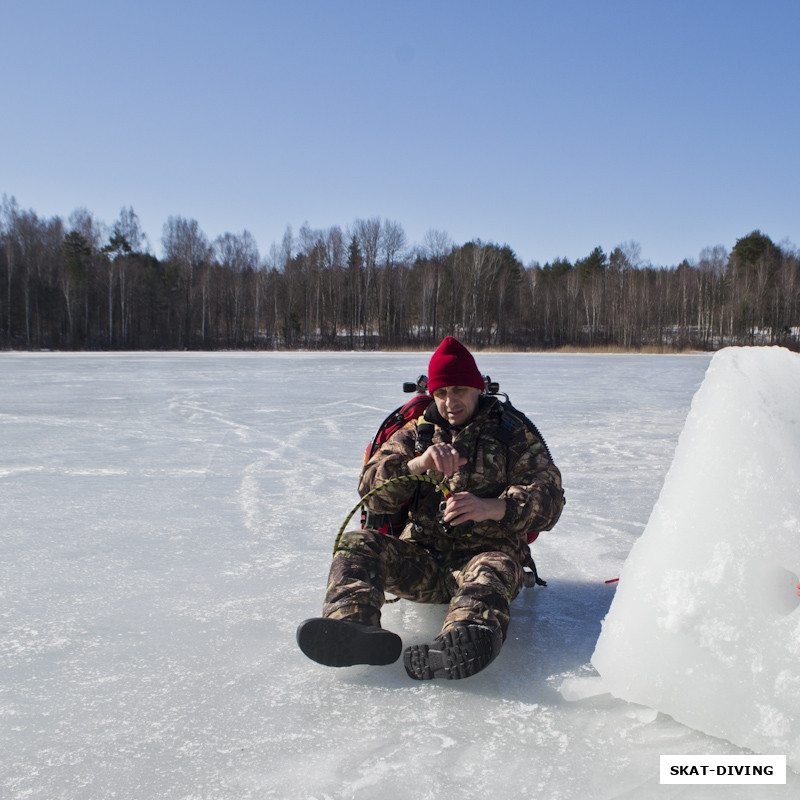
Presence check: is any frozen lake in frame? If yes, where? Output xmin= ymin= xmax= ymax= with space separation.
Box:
xmin=1 ymin=351 xmax=796 ymax=799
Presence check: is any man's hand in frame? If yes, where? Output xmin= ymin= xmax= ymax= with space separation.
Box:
xmin=442 ymin=492 xmax=506 ymax=525
xmin=407 ymin=443 xmax=466 ymax=477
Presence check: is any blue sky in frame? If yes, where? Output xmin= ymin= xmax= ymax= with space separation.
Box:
xmin=2 ymin=0 xmax=798 ymax=267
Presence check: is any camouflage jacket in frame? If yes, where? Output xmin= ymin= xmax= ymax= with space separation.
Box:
xmin=358 ymin=396 xmax=564 ymax=565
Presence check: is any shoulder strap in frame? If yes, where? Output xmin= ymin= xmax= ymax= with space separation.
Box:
xmin=497 ymin=400 xmax=555 ymax=461
xmin=415 ymin=402 xmax=437 ymax=454
xmin=365 ymin=395 xmax=433 ymax=464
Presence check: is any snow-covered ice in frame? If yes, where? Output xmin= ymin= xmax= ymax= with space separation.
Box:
xmin=591 ymin=347 xmax=800 ymax=771
xmin=1 ymin=350 xmax=797 ymax=799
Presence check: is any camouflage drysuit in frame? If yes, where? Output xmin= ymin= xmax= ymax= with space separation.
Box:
xmin=323 ymin=395 xmax=564 ymax=642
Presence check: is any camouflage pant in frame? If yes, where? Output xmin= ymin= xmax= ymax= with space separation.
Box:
xmin=323 ymin=528 xmax=524 ymax=641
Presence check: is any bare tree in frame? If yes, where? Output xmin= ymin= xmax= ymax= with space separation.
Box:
xmin=422 ymin=228 xmax=451 ymax=342
xmin=1 ymin=195 xmax=20 ymax=343
xmin=321 ymin=225 xmax=346 ymax=344
xmin=162 ymin=216 xmax=210 ymax=347
xmin=380 ymin=219 xmax=407 ymax=342
xmin=214 ymin=230 xmax=260 ymax=345
xmin=117 ymin=207 xmax=146 ymax=346
xmin=353 ymin=218 xmax=381 ymax=344
xmin=15 ymin=209 xmax=54 ymax=348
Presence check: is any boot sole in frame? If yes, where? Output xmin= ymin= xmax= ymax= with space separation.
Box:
xmin=403 ymin=625 xmax=500 ymax=680
xmin=297 ymin=618 xmax=402 ymax=667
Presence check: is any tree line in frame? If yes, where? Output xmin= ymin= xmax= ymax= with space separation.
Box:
xmin=2 ymin=195 xmax=798 ymax=352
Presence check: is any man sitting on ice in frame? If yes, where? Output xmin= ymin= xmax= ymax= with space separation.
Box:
xmin=297 ymin=336 xmax=564 ymax=679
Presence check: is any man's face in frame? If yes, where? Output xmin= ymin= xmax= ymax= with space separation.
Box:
xmin=432 ymin=385 xmax=481 ymax=427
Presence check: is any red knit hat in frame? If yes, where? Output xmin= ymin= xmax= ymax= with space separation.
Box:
xmin=427 ymin=337 xmax=484 ymax=393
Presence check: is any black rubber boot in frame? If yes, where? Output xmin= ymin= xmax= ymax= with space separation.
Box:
xmin=296 ymin=617 xmax=402 ymax=667
xmin=403 ymin=624 xmax=501 ymax=680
